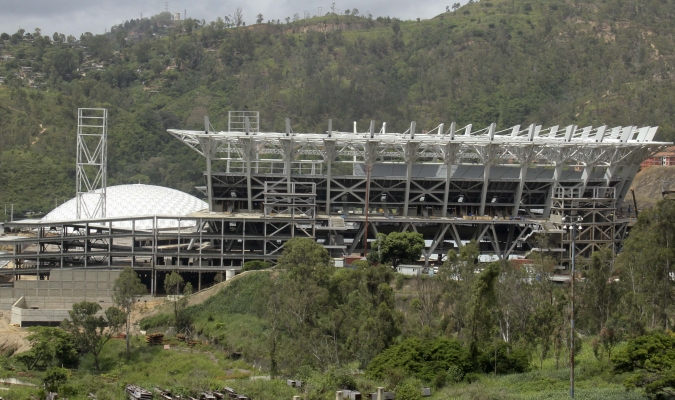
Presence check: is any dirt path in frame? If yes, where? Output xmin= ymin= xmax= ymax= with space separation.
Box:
xmin=0 ymin=311 xmax=30 ymax=355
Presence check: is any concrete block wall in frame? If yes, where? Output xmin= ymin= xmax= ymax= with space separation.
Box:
xmin=0 ymin=268 xmax=121 ymax=311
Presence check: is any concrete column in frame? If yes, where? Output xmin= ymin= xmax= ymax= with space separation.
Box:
xmin=512 ymin=164 xmax=528 ymax=217
xmin=206 ymin=152 xmax=213 ymax=212
xmin=226 ymin=269 xmax=235 ymax=280
xmin=544 ymin=164 xmax=563 ymax=218
xmin=336 ymin=391 xmax=343 ymax=400
xmin=377 ymin=387 xmax=384 ymax=400
xmin=479 ymin=164 xmax=491 ymax=216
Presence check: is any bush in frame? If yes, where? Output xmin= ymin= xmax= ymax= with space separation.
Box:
xmin=242 ymin=260 xmax=271 ymax=272
xmin=395 ymin=377 xmax=423 ymax=400
xmin=140 ymin=313 xmax=173 ymax=330
xmin=395 ymin=274 xmax=405 ymax=289
xmin=367 ymin=337 xmax=471 ymax=383
xmin=478 ymin=342 xmax=531 ymax=375
xmin=43 ymin=366 xmax=69 ymax=392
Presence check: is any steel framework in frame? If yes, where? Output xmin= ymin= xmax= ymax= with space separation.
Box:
xmin=76 ymin=108 xmax=107 ymax=219
xmin=166 ymin=115 xmax=669 ymax=268
xmin=0 ymin=116 xmax=668 ymax=278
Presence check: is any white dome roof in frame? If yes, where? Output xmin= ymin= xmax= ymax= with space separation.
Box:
xmin=41 ymin=184 xmax=207 ymax=229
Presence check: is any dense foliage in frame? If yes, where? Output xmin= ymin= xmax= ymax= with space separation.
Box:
xmin=613 ymin=332 xmax=675 ymax=398
xmin=366 ymin=337 xmax=471 ymax=383
xmin=2 ymin=0 xmax=675 ymax=216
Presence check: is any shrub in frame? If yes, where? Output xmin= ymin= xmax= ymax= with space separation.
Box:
xmin=478 ymin=342 xmax=531 ymax=374
xmin=43 ymin=366 xmax=69 ymax=392
xmin=367 ymin=337 xmax=471 ymax=383
xmin=242 ymin=260 xmax=270 ymax=272
xmin=395 ymin=377 xmax=423 ymax=400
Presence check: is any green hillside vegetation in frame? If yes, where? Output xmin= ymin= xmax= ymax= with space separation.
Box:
xmin=2 ymin=0 xmax=675 ymax=216
xmin=3 ymin=200 xmax=675 ymax=399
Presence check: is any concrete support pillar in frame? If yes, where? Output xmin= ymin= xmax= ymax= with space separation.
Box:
xmin=226 ymin=269 xmax=235 ymax=280
xmin=377 ymin=387 xmax=384 ymax=400
xmin=403 ymin=142 xmax=418 ymax=217
xmin=206 ymin=152 xmax=213 ymax=212
xmin=336 ymin=391 xmax=343 ymax=400
xmin=479 ymin=164 xmax=491 ymax=216
xmin=544 ymin=164 xmax=563 ymax=218
xmin=512 ymin=164 xmax=528 ymax=217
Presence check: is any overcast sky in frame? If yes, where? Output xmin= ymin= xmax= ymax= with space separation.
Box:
xmin=0 ymin=0 xmax=457 ymax=37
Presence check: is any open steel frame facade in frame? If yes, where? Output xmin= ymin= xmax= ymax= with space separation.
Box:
xmin=165 ymin=115 xmax=668 ymax=268
xmin=0 ymin=115 xmax=669 ymax=280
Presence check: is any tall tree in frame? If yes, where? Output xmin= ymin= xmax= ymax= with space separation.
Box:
xmin=617 ymin=199 xmax=675 ymax=330
xmin=61 ymin=302 xmax=125 ymax=372
xmin=164 ymin=271 xmax=193 ymax=331
xmin=112 ymin=267 xmax=147 ymax=359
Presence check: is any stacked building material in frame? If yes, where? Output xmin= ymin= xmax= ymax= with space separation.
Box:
xmin=145 ymin=333 xmax=164 ymax=345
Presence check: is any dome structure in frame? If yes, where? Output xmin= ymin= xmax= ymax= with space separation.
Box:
xmin=41 ymin=184 xmax=208 ymax=229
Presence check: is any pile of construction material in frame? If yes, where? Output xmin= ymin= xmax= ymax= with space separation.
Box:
xmin=126 ymin=384 xmax=152 ymax=400
xmin=145 ymin=333 xmax=164 ymax=346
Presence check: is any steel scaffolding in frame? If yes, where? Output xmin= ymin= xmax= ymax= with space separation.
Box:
xmin=76 ymin=108 xmax=108 ymax=219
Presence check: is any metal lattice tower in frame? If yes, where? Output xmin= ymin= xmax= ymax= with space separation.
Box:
xmin=76 ymin=108 xmax=108 ymax=219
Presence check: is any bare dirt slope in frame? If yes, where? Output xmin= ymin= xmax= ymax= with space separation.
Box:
xmin=631 ymin=166 xmax=675 ymax=210
xmin=0 ymin=311 xmax=30 ymax=355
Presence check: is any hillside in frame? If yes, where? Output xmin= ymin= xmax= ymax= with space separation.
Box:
xmin=631 ymin=165 xmax=675 ymax=209
xmin=1 ymin=0 xmax=675 ymax=215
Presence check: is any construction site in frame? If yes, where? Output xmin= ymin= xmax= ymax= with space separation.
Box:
xmin=0 ymin=109 xmax=670 ymax=325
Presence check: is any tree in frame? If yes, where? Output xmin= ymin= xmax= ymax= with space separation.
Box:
xmin=113 ymin=267 xmax=147 ymax=360
xmin=617 ymin=199 xmax=675 ymax=331
xmin=233 ymin=8 xmax=244 ymax=27
xmin=373 ymin=232 xmax=424 ymax=267
xmin=391 ymin=19 xmax=401 ymax=36
xmin=164 ymin=271 xmax=193 ymax=330
xmin=351 ymin=8 xmax=359 ymax=16
xmin=276 ymin=238 xmax=332 ymax=286
xmin=16 ymin=327 xmax=78 ymax=370
xmin=467 ymin=263 xmax=500 ymax=362
xmin=452 ymin=3 xmax=461 ymax=12
xmin=613 ymin=332 xmax=675 ymax=397
xmin=579 ymin=248 xmax=621 ymax=333
xmin=256 ymin=14 xmax=264 ymax=24
xmin=61 ymin=302 xmax=125 ymax=372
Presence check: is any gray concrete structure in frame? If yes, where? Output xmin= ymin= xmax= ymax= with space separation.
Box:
xmin=1 ymin=269 xmax=119 ymax=315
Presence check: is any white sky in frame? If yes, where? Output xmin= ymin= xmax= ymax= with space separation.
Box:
xmin=0 ymin=0 xmax=460 ymax=37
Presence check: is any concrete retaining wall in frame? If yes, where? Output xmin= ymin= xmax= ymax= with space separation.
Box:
xmin=0 ymin=268 xmax=121 ymax=312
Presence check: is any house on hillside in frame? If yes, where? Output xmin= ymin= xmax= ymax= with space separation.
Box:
xmin=641 ymin=146 xmax=675 ymax=168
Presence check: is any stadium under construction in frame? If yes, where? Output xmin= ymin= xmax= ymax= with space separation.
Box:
xmin=0 ymin=110 xmax=670 ymax=299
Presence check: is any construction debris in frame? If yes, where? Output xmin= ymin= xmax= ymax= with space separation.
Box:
xmin=126 ymin=384 xmax=153 ymax=400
